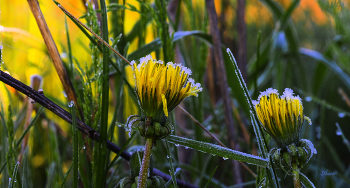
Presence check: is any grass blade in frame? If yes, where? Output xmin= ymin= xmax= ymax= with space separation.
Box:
xmin=8 ymin=162 xmax=19 ymax=188
xmin=205 ymin=166 xmax=218 ymax=188
xmin=71 ymin=104 xmax=79 ymax=188
xmin=94 ymin=0 xmax=109 ymax=187
xmin=166 ymin=135 xmax=269 ymax=167
xmin=108 ymin=132 xmax=137 ymax=169
xmin=300 ymin=172 xmax=316 ymax=188
xmin=165 ymin=140 xmax=178 ymax=188
xmin=226 ymin=49 xmax=280 ymax=188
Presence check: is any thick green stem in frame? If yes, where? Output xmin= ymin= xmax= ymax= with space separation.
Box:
xmin=292 ymin=163 xmax=301 ymax=188
xmin=137 ymin=138 xmax=153 ymax=188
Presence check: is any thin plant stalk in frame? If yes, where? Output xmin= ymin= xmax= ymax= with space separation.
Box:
xmin=53 ymin=0 xmax=131 ymax=66
xmin=27 ymin=0 xmax=83 ymax=119
xmin=94 ymin=0 xmax=109 ymax=187
xmin=292 ymin=163 xmax=301 ymax=188
xmin=138 ymin=138 xmax=154 ymax=188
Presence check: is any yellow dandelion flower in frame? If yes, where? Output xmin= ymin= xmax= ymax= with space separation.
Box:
xmin=253 ymin=88 xmax=312 ymax=147
xmin=131 ymin=55 xmax=202 ymax=124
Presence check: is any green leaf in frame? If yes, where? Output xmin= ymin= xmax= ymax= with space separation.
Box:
xmin=71 ymin=105 xmax=79 ymax=188
xmin=165 ymin=140 xmax=178 ymax=188
xmin=205 ymin=166 xmax=218 ymax=188
xmin=300 ymin=172 xmax=316 ymax=188
xmin=299 ymin=48 xmax=350 ymax=92
xmin=94 ymin=0 xmax=109 ymax=187
xmin=166 ymin=135 xmax=269 ymax=167
xmin=8 ymin=162 xmax=19 ymax=188
xmin=226 ymin=49 xmax=280 ymax=188
xmin=128 ymin=31 xmax=211 ymax=61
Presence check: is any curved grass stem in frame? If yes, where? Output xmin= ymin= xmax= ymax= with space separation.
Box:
xmin=138 ymin=138 xmax=154 ymax=188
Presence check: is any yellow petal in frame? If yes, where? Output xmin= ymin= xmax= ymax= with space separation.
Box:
xmin=162 ymin=94 xmax=168 ymax=117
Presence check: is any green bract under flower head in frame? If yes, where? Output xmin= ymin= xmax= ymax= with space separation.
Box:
xmin=253 ymin=88 xmax=312 ymax=147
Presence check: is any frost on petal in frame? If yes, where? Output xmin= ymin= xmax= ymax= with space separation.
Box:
xmin=265 ymin=88 xmax=278 ymax=96
xmin=252 ymin=100 xmax=259 ymax=106
xmin=182 ymin=66 xmax=192 ymax=76
xmin=167 ymin=62 xmax=174 ymax=68
xmin=292 ymin=95 xmax=302 ymax=103
xmin=130 ymin=60 xmax=136 ymax=66
xmin=157 ymin=60 xmax=164 ymax=64
xmin=281 ymin=88 xmax=294 ymax=99
xmin=188 ymin=78 xmax=195 ymax=85
xmin=140 ymin=54 xmax=152 ymax=63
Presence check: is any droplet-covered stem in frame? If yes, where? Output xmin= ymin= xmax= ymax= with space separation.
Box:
xmin=137 ymin=138 xmax=153 ymax=188
xmin=292 ymin=162 xmax=301 ymax=188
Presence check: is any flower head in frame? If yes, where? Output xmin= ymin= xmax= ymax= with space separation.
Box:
xmin=254 ymin=88 xmax=312 ymax=147
xmin=132 ymin=55 xmax=202 ymax=124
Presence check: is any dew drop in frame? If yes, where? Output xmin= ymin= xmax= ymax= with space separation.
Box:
xmin=338 ymin=112 xmax=345 ymax=118
xmin=166 ymin=155 xmax=169 ymax=159
xmin=305 ymin=96 xmax=312 ymax=102
xmin=175 ymin=144 xmax=179 ymax=147
xmin=83 ymin=146 xmax=86 ymax=149
xmin=223 ymin=157 xmax=228 ymax=160
xmin=316 ymin=133 xmax=321 ymax=139
xmin=336 ymin=129 xmax=342 ymax=136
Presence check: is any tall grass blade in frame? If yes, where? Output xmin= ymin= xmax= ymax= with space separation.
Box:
xmin=165 ymin=140 xmax=178 ymax=188
xmin=166 ymin=135 xmax=269 ymax=167
xmin=71 ymin=104 xmax=79 ymax=188
xmin=205 ymin=166 xmax=218 ymax=188
xmin=226 ymin=49 xmax=279 ymax=188
xmin=300 ymin=172 xmax=316 ymax=188
xmin=8 ymin=162 xmax=19 ymax=188
xmin=94 ymin=0 xmax=109 ymax=187
xmin=108 ymin=132 xmax=137 ymax=169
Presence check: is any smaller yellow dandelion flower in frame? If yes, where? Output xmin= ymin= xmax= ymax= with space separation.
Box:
xmin=132 ymin=55 xmax=202 ymax=124
xmin=253 ymin=88 xmax=312 ymax=147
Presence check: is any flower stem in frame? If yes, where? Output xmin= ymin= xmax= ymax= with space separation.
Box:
xmin=137 ymin=138 xmax=153 ymax=188
xmin=292 ymin=162 xmax=301 ymax=188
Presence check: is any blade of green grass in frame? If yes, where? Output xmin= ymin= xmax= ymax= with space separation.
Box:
xmin=166 ymin=135 xmax=269 ymax=167
xmin=108 ymin=131 xmax=137 ymax=169
xmin=335 ymin=123 xmax=350 ymax=152
xmin=71 ymin=104 xmax=79 ymax=188
xmin=8 ymin=162 xmax=19 ymax=188
xmin=226 ymin=49 xmax=280 ymax=188
xmin=0 ymin=106 xmax=44 ymax=174
xmin=205 ymin=166 xmax=218 ymax=188
xmin=165 ymin=140 xmax=178 ymax=188
xmin=94 ymin=0 xmax=109 ymax=187
xmin=300 ymin=172 xmax=316 ymax=188
xmin=299 ymin=47 xmax=350 ymax=92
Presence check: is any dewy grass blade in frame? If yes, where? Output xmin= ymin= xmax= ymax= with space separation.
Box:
xmin=8 ymin=162 xmax=19 ymax=188
xmin=60 ymin=137 xmax=89 ymax=188
xmin=205 ymin=166 xmax=218 ymax=188
xmin=335 ymin=123 xmax=350 ymax=152
xmin=71 ymin=104 xmax=79 ymax=188
xmin=0 ymin=106 xmax=44 ymax=175
xmin=108 ymin=132 xmax=137 ymax=169
xmin=53 ymin=0 xmax=131 ymax=65
xmin=165 ymin=140 xmax=178 ymax=188
xmin=299 ymin=47 xmax=350 ymax=92
xmin=300 ymin=173 xmax=316 ymax=188
xmin=226 ymin=49 xmax=280 ymax=188
xmin=94 ymin=0 xmax=109 ymax=187
xmin=166 ymin=135 xmax=269 ymax=167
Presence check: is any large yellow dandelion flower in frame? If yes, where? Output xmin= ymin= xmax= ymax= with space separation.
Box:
xmin=253 ymin=88 xmax=312 ymax=147
xmin=131 ymin=55 xmax=202 ymax=124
